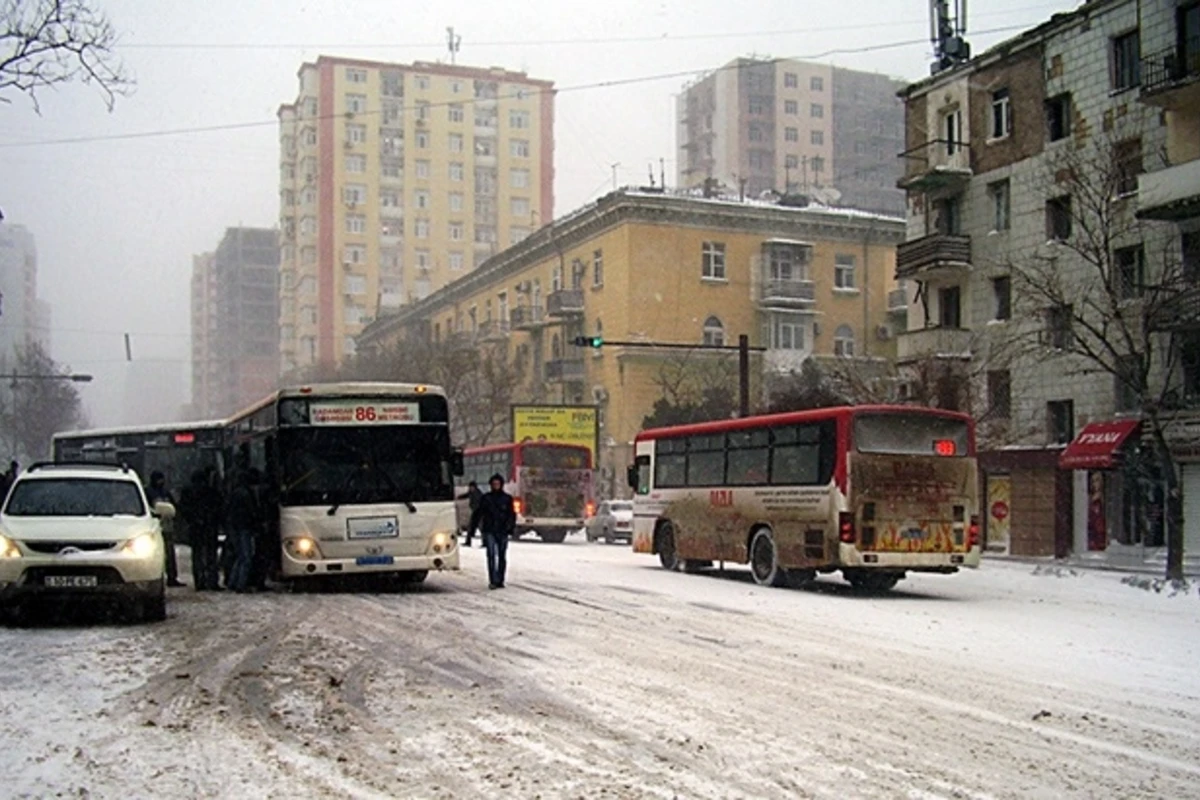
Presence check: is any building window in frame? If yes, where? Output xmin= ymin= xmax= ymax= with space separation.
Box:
xmin=702 ymin=241 xmax=726 ymax=280
xmin=345 ymin=214 xmax=366 ymax=234
xmin=987 ymin=371 xmax=1011 ymax=418
xmin=784 ymin=72 xmax=798 ymax=88
xmin=511 ymin=139 xmax=530 ymax=158
xmin=1046 ymin=93 xmax=1071 ymax=142
xmin=773 ymin=318 xmax=805 ymax=350
xmin=346 ymin=124 xmax=366 ymax=143
xmin=989 ymin=179 xmax=1011 ymax=231
xmin=1046 ymin=195 xmax=1072 ymax=241
xmin=834 ymin=254 xmax=856 ymax=289
xmin=449 ymin=133 xmax=464 ymax=152
xmin=810 ymin=75 xmax=824 ymax=91
xmin=552 ymin=264 xmax=563 ymax=291
xmin=511 ymin=168 xmax=530 ymax=189
xmin=785 ymin=127 xmax=798 ymax=142
xmin=1115 ymin=354 xmax=1143 ymax=412
xmin=509 ymin=110 xmax=530 ymax=129
xmin=415 ymin=219 xmax=430 ymax=239
xmin=510 ymin=227 xmax=530 ymax=243
xmin=1047 ymin=399 xmax=1075 ymax=444
xmin=1114 ymin=245 xmax=1144 ymax=298
xmin=449 ymin=192 xmax=464 ymax=212
xmin=810 ymin=103 xmax=824 ymax=118
xmin=344 ymin=153 xmax=366 ymax=173
xmin=346 ymin=67 xmax=367 ymax=83
xmin=1045 ymin=303 xmax=1074 ymax=349
xmin=344 ymin=275 xmax=366 ymax=295
xmin=342 ymin=184 xmax=366 ymax=205
xmin=416 ymin=249 xmax=431 ymax=269
xmin=785 ymin=154 xmax=799 ymax=169
xmin=938 ymin=285 xmax=962 ymax=328
xmin=1182 ymin=333 xmax=1200 ymax=400
xmin=449 ymin=221 xmax=464 ymax=241
xmin=345 ymin=93 xmax=367 ymax=114
xmin=1114 ymin=137 xmax=1143 ymax=196
xmin=748 ymin=99 xmax=765 ymax=115
xmin=593 ymin=249 xmax=604 ymax=287
xmin=511 ymin=197 xmax=530 ymax=217
xmin=415 ymin=190 xmax=430 ymax=209
xmin=415 ymin=159 xmax=430 ymax=179
xmin=1111 ymin=30 xmax=1141 ymax=91
xmin=343 ymin=245 xmax=366 ymax=265
xmin=449 ymin=162 xmax=464 ymax=182
xmin=416 ymin=101 xmax=429 ymax=121
xmin=810 ymin=130 xmax=824 ymax=145
xmin=415 ymin=131 xmax=428 ymax=149
xmin=451 ymin=80 xmax=462 ymax=94
xmin=992 ymin=276 xmax=1012 ymax=320
xmin=943 ymin=108 xmax=962 ymax=155
xmin=449 ymin=251 xmax=464 ymax=271
xmin=749 ymin=125 xmax=766 ymax=142
xmin=380 ymin=189 xmax=400 ymax=208
xmin=990 ymin=88 xmax=1012 ymax=139
xmin=810 ymin=156 xmax=825 ymax=174
xmin=833 ymin=324 xmax=855 ymax=357
xmin=448 ymin=104 xmax=464 ymax=122
xmin=702 ymin=316 xmax=725 ymax=346
xmin=784 ymin=99 xmax=798 ymax=114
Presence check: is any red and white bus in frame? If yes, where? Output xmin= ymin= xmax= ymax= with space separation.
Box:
xmin=458 ymin=442 xmax=595 ymax=543
xmin=628 ymin=405 xmax=980 ymax=592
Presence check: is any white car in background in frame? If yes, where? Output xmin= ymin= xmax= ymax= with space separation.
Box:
xmin=0 ymin=463 xmax=174 ymax=622
xmin=585 ymin=500 xmax=635 ymax=544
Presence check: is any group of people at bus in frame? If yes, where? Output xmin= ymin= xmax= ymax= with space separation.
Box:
xmin=149 ymin=467 xmax=272 ymax=594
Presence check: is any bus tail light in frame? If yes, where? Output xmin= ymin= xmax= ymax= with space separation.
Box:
xmin=513 ymin=498 xmax=523 ymax=516
xmin=967 ymin=515 xmax=981 ymax=548
xmin=585 ymin=500 xmax=596 ymax=518
xmin=838 ymin=512 xmax=856 ymax=544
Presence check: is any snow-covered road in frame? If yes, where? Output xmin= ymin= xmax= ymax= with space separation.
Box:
xmin=2 ymin=539 xmax=1198 ymax=799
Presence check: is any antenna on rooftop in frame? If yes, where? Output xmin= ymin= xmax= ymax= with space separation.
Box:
xmin=930 ymin=0 xmax=970 ymax=74
xmin=446 ymin=27 xmax=462 ymax=64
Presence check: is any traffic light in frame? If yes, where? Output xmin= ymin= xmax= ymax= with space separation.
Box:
xmin=572 ymin=336 xmax=603 ymax=348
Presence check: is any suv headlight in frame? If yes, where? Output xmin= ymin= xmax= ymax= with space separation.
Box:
xmin=123 ymin=533 xmax=159 ymax=559
xmin=0 ymin=534 xmax=21 ymax=559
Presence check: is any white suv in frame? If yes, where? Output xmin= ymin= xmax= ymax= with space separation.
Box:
xmin=0 ymin=463 xmax=174 ymax=622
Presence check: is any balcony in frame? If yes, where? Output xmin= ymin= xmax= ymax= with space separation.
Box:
xmin=1139 ymin=42 xmax=1200 ymax=109
xmin=544 ymin=357 xmax=585 ymax=383
xmin=546 ymin=289 xmax=585 ymax=317
xmin=478 ymin=319 xmax=510 ymax=341
xmin=887 ymin=287 xmax=909 ymax=315
xmin=1136 ymin=159 xmax=1200 ymax=221
xmin=1148 ymin=286 xmax=1200 ymax=332
xmin=758 ymin=279 xmax=815 ymax=307
xmin=895 ymin=233 xmax=972 ymax=281
xmin=898 ymin=140 xmax=972 ymax=193
xmin=895 ymin=326 xmax=974 ymax=363
xmin=510 ymin=305 xmax=547 ymax=329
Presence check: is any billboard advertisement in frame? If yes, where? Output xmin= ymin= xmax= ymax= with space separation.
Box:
xmin=511 ymin=405 xmax=600 ymax=464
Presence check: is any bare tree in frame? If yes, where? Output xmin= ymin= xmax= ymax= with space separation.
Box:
xmin=0 ymin=342 xmax=88 ymax=461
xmin=1 ymin=0 xmax=131 ymax=112
xmin=1004 ymin=126 xmax=1194 ymax=579
xmin=641 ymin=349 xmax=740 ymax=428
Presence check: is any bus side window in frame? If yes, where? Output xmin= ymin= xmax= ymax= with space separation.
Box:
xmin=634 ymin=455 xmax=651 ymax=494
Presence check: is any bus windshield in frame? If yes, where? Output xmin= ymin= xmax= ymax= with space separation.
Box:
xmin=522 ymin=445 xmax=589 ymax=469
xmin=853 ymin=413 xmax=969 ymax=457
xmin=278 ymin=425 xmax=454 ymax=507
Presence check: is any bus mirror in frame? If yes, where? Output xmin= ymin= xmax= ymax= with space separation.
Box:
xmin=626 ymin=464 xmax=639 ymax=490
xmin=450 ymin=448 xmax=465 ymax=477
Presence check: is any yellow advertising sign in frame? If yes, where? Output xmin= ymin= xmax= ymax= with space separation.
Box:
xmin=511 ymin=405 xmax=599 ymax=464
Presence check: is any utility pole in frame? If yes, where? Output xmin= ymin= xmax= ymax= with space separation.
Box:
xmin=611 ymin=163 xmax=620 ymax=191
xmin=738 ymin=335 xmax=750 ymax=417
xmin=446 ymin=27 xmax=462 ymax=64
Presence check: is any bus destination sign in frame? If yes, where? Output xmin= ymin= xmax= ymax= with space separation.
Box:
xmin=309 ymin=400 xmax=420 ymax=426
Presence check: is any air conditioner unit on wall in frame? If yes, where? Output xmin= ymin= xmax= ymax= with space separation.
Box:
xmin=813 ymin=322 xmax=821 ymax=337
xmin=876 ymin=325 xmax=892 ymax=341
xmin=592 ymin=385 xmax=609 ymax=404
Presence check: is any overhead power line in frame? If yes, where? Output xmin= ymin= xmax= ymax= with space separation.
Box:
xmin=0 ymin=24 xmax=1032 ymax=151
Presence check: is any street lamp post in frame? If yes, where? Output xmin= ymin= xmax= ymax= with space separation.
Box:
xmin=5 ymin=370 xmax=94 ymax=459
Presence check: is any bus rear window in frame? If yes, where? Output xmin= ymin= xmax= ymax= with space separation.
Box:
xmin=853 ymin=413 xmax=969 ymax=457
xmin=523 ymin=446 xmax=589 ymax=469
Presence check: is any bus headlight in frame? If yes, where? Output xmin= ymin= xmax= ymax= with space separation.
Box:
xmin=431 ymin=531 xmax=454 ymax=553
xmin=286 ymin=537 xmax=321 ymax=560
xmin=122 ymin=533 xmax=158 ymax=559
xmin=0 ymin=534 xmax=21 ymax=559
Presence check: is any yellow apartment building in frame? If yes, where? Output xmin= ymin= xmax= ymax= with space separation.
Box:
xmin=357 ymin=189 xmax=905 ymax=487
xmin=277 ymin=56 xmax=554 ymax=374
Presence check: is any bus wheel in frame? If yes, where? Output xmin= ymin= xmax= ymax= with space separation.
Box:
xmin=656 ymin=522 xmax=680 ymax=571
xmin=397 ymin=570 xmax=428 ymax=584
xmin=749 ymin=528 xmax=786 ymax=587
xmin=846 ymin=571 xmax=900 ymax=593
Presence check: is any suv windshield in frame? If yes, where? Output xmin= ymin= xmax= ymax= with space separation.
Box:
xmin=5 ymin=478 xmax=146 ymax=517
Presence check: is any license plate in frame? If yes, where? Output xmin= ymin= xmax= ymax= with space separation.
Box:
xmin=44 ymin=575 xmax=99 ymax=588
xmin=355 ymin=555 xmax=394 ymax=566
xmin=347 ymin=516 xmax=400 ymax=540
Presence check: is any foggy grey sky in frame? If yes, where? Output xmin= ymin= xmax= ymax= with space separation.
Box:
xmin=0 ymin=0 xmax=1071 ymax=427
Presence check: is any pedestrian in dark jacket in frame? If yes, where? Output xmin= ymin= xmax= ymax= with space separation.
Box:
xmin=226 ymin=468 xmax=264 ymax=593
xmin=460 ymin=480 xmax=483 ymax=547
xmin=180 ymin=468 xmax=223 ymax=591
xmin=146 ymin=471 xmax=185 ymax=588
xmin=468 ymin=473 xmax=516 ymax=589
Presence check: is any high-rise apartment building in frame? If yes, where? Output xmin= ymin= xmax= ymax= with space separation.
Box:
xmin=190 ymin=228 xmax=280 ymax=419
xmin=0 ymin=222 xmax=50 ymax=359
xmin=677 ymin=59 xmax=906 ymax=216
xmin=277 ymin=56 xmax=555 ymax=372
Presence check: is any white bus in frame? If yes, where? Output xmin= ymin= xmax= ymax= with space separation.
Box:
xmin=226 ymin=383 xmax=463 ymax=584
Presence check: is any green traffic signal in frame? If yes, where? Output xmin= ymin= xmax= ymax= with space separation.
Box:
xmin=573 ymin=336 xmax=603 ymax=348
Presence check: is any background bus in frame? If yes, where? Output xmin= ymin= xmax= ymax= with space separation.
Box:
xmin=53 ymin=421 xmax=227 ymax=486
xmin=629 ymin=405 xmax=980 ymax=592
xmin=225 ymin=383 xmax=463 ymax=583
xmin=458 ymin=442 xmax=595 ymax=543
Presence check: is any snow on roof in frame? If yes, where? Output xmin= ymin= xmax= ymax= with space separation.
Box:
xmin=762 ymin=237 xmax=815 ymax=247
xmin=620 ymin=187 xmax=904 ymax=224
